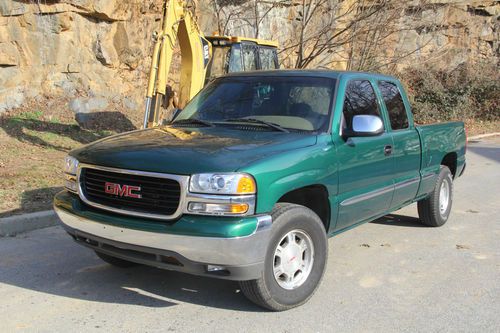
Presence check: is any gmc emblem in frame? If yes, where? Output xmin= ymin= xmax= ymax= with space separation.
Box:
xmin=104 ymin=182 xmax=142 ymax=199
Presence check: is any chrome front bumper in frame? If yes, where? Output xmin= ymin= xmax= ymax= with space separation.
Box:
xmin=54 ymin=206 xmax=272 ymax=280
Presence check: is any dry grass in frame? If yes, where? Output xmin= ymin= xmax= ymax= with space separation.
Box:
xmin=0 ymin=97 xmax=141 ymax=217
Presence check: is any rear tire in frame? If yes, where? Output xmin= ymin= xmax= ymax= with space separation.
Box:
xmin=239 ymin=203 xmax=327 ymax=311
xmin=418 ymin=166 xmax=453 ymax=227
xmin=95 ymin=251 xmax=138 ymax=268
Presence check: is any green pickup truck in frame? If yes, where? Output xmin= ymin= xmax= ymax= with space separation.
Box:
xmin=54 ymin=70 xmax=466 ymax=311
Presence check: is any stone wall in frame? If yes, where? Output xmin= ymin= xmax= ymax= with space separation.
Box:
xmin=0 ymin=0 xmax=164 ymax=113
xmin=0 ymin=0 xmax=498 ymax=114
xmin=395 ymin=1 xmax=499 ymax=68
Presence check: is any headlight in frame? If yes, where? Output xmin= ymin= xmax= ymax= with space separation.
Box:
xmin=64 ymin=156 xmax=79 ymax=175
xmin=188 ymin=202 xmax=250 ymax=215
xmin=187 ymin=173 xmax=256 ymax=216
xmin=189 ymin=173 xmax=256 ymax=195
xmin=64 ymin=156 xmax=79 ymax=193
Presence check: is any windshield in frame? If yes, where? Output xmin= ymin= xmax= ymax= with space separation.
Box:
xmin=175 ymin=76 xmax=335 ymax=132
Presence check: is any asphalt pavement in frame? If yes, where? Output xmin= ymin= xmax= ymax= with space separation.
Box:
xmin=0 ymin=137 xmax=499 ymax=332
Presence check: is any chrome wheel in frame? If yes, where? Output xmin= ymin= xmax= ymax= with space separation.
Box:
xmin=439 ymin=179 xmax=450 ymax=216
xmin=273 ymin=229 xmax=314 ymax=290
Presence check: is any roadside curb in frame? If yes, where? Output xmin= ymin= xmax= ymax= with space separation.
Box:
xmin=0 ymin=210 xmax=59 ymax=237
xmin=468 ymin=132 xmax=500 ymax=141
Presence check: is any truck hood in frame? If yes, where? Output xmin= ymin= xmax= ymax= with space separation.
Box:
xmin=71 ymin=126 xmax=317 ymax=174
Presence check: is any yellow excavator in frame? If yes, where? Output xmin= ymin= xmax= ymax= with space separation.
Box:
xmin=143 ymin=0 xmax=279 ymax=128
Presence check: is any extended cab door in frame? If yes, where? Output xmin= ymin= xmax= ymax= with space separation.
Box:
xmin=376 ymin=80 xmax=421 ymax=209
xmin=334 ymin=79 xmax=395 ymax=230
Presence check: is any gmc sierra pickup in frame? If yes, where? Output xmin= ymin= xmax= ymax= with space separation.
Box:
xmin=54 ymin=70 xmax=466 ymax=311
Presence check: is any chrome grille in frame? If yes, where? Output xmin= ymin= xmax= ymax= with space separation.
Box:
xmin=79 ymin=167 xmax=182 ymax=218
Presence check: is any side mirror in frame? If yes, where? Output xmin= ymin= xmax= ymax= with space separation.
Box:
xmin=344 ymin=115 xmax=384 ymax=138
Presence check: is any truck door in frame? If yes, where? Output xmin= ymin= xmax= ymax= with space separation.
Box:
xmin=376 ymin=80 xmax=421 ymax=209
xmin=335 ymin=79 xmax=395 ymax=230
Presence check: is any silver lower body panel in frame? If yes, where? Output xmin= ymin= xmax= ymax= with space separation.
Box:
xmin=54 ymin=206 xmax=272 ymax=280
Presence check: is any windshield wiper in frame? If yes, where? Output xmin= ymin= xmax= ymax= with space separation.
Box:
xmin=172 ymin=118 xmax=215 ymax=127
xmin=223 ymin=118 xmax=289 ymax=133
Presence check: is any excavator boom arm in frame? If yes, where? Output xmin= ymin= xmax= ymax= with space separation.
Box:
xmin=144 ymin=0 xmax=211 ymax=128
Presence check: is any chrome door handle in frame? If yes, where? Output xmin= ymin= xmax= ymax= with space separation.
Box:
xmin=384 ymin=145 xmax=393 ymax=156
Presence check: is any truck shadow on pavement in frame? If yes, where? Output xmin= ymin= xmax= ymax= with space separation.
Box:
xmin=0 ymin=213 xmax=427 ymax=311
xmin=0 ymin=227 xmax=263 ymax=312
xmin=371 ymin=214 xmax=427 ymax=228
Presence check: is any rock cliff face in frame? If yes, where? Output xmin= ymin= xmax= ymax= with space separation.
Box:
xmin=0 ymin=0 xmax=164 ymax=113
xmin=0 ymin=0 xmax=498 ymax=114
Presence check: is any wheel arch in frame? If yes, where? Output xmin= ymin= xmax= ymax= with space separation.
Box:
xmin=441 ymin=152 xmax=457 ymax=178
xmin=276 ymin=184 xmax=331 ymax=232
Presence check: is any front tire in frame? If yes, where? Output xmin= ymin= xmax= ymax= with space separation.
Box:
xmin=239 ymin=203 xmax=328 ymax=311
xmin=418 ymin=166 xmax=453 ymax=227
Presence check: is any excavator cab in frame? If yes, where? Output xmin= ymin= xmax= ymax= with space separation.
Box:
xmin=204 ymin=36 xmax=279 ymax=84
xmin=143 ymin=0 xmax=280 ymax=128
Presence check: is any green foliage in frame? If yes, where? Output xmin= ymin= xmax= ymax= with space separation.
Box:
xmin=401 ymin=63 xmax=500 ymax=124
xmin=17 ymin=110 xmax=43 ymax=120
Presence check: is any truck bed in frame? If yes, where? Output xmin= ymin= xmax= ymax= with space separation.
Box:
xmin=415 ymin=121 xmax=466 ymax=198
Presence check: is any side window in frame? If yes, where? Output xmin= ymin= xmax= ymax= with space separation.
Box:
xmin=343 ymin=80 xmax=382 ymax=130
xmin=242 ymin=44 xmax=257 ymax=71
xmin=378 ymin=81 xmax=409 ymax=130
xmin=228 ymin=45 xmax=243 ymax=72
xmin=258 ymin=47 xmax=278 ymax=70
